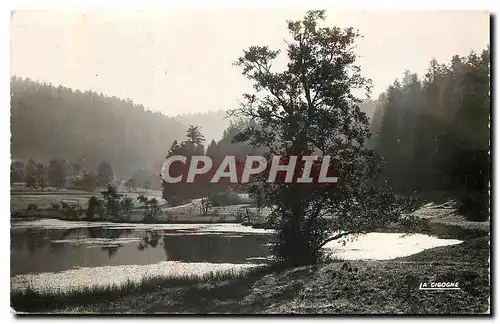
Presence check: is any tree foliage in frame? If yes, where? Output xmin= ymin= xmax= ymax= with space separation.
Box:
xmin=138 ymin=195 xmax=161 ymax=222
xmin=101 ymin=184 xmax=123 ymax=219
xmin=184 ymin=125 xmax=206 ymax=155
xmin=120 ymin=196 xmax=134 ymax=221
xmin=86 ymin=195 xmax=102 ymax=221
xmin=372 ymin=48 xmax=490 ymax=219
xmin=231 ymin=11 xmax=425 ymax=266
xmin=162 ymin=126 xmax=211 ymax=204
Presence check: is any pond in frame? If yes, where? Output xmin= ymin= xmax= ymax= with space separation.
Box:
xmin=10 ymin=218 xmax=462 ymax=292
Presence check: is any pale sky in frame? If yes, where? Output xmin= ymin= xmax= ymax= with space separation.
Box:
xmin=10 ymin=10 xmax=490 ymax=115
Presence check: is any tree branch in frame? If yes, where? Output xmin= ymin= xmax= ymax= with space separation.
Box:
xmin=318 ymin=231 xmax=367 ymax=249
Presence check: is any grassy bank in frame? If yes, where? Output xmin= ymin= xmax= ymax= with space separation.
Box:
xmin=11 ymin=200 xmax=260 ymax=225
xmin=12 ymin=236 xmax=490 ymax=314
xmin=11 ymin=215 xmax=242 ymax=225
xmin=137 ymin=236 xmax=490 ymax=314
xmin=11 ymin=269 xmax=259 ymax=313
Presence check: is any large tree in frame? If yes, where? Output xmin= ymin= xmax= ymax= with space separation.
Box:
xmin=162 ymin=126 xmax=211 ymax=204
xmin=232 ymin=11 xmax=423 ymax=266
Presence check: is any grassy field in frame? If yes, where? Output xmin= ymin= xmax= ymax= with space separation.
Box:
xmin=13 ymin=189 xmax=486 ymax=232
xmin=10 ymin=185 xmax=267 ymax=223
xmin=11 ymin=236 xmax=490 ymax=314
xmin=11 ymin=184 xmax=165 ymax=211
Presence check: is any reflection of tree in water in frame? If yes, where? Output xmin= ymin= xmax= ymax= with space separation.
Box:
xmin=10 ymin=231 xmax=25 ymax=251
xmin=14 ymin=228 xmax=72 ymax=254
xmin=97 ymin=228 xmax=132 ymax=259
xmin=87 ymin=227 xmax=132 ymax=239
xmin=45 ymin=227 xmax=131 ymax=259
xmin=158 ymin=233 xmax=271 ymax=263
xmin=48 ymin=228 xmax=82 ymax=251
xmin=23 ymin=230 xmax=47 ymax=254
xmin=160 ymin=234 xmax=257 ymax=263
xmin=60 ymin=228 xmax=79 ymax=240
xmin=138 ymin=230 xmax=163 ymax=250
xmin=11 ymin=227 xmax=85 ymax=253
xmin=161 ymin=234 xmax=223 ymax=262
xmin=13 ymin=226 xmax=138 ymax=259
xmin=102 ymin=244 xmax=122 ymax=258
xmin=87 ymin=227 xmax=104 ymax=239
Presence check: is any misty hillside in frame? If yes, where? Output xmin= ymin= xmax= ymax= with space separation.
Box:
xmin=10 ymin=77 xmax=230 ymax=176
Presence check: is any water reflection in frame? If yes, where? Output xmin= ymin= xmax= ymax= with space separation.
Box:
xmin=90 ymin=228 xmax=134 ymax=259
xmin=138 ymin=230 xmax=162 ymax=250
xmin=11 ymin=226 xmax=271 ymax=276
xmin=11 ymin=221 xmax=464 ymax=279
xmin=161 ymin=234 xmax=269 ymax=264
xmin=103 ymin=245 xmax=121 ymax=259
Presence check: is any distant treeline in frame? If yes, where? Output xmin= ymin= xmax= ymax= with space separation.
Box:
xmin=10 ymin=77 xmax=230 ymax=176
xmin=371 ymin=48 xmax=489 ymax=202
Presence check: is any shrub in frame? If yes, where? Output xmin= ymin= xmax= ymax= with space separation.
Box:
xmin=63 ymin=205 xmax=79 ymax=220
xmin=120 ymin=196 xmax=134 ymax=221
xmin=26 ymin=204 xmax=38 ymax=211
xmin=199 ymin=197 xmax=212 ymax=215
xmin=86 ymin=196 xmax=102 ymax=221
xmin=236 ymin=207 xmax=260 ymax=225
xmin=61 ymin=203 xmax=83 ymax=220
xmin=137 ymin=196 xmax=161 ymax=223
xmin=101 ymin=185 xmax=123 ymax=220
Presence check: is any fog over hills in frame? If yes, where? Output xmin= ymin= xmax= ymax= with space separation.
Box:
xmin=10 ymin=77 xmax=232 ymax=176
xmin=9 ymin=74 xmax=386 ymax=179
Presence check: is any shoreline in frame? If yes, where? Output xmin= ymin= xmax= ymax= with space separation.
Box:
xmin=11 ymin=215 xmax=246 ymax=225
xmin=11 ymin=195 xmax=490 ymax=235
xmin=10 ymin=214 xmax=490 ymax=239
xmin=11 ymin=236 xmax=490 ymax=314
